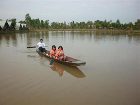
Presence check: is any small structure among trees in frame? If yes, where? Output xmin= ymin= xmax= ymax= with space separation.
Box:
xmin=0 ymin=19 xmax=28 ymax=32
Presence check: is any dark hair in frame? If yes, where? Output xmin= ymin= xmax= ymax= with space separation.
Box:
xmin=52 ymin=45 xmax=56 ymax=49
xmin=40 ymin=39 xmax=43 ymax=41
xmin=58 ymin=46 xmax=63 ymax=50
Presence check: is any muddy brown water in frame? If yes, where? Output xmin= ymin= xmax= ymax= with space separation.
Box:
xmin=0 ymin=31 xmax=140 ymax=105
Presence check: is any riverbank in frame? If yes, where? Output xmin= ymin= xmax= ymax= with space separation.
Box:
xmin=0 ymin=30 xmax=29 ymax=34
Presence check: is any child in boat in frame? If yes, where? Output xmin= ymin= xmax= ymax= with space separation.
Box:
xmin=48 ymin=45 xmax=56 ymax=58
xmin=55 ymin=46 xmax=65 ymax=60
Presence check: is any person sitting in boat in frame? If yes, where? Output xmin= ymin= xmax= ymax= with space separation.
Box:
xmin=48 ymin=45 xmax=56 ymax=58
xmin=37 ymin=39 xmax=46 ymax=52
xmin=55 ymin=46 xmax=65 ymax=60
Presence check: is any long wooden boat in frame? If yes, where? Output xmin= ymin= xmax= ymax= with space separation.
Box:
xmin=36 ymin=49 xmax=86 ymax=66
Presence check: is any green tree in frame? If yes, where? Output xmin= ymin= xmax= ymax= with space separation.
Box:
xmin=44 ymin=20 xmax=49 ymax=29
xmin=134 ymin=19 xmax=140 ymax=30
xmin=35 ymin=19 xmax=41 ymax=29
xmin=116 ymin=19 xmax=121 ymax=29
xmin=80 ymin=22 xmax=86 ymax=29
xmin=25 ymin=13 xmax=31 ymax=27
xmin=41 ymin=20 xmax=44 ymax=28
xmin=126 ymin=22 xmax=133 ymax=30
xmin=94 ymin=20 xmax=102 ymax=29
xmin=10 ymin=18 xmax=16 ymax=30
xmin=3 ymin=20 xmax=10 ymax=31
xmin=70 ymin=21 xmax=75 ymax=29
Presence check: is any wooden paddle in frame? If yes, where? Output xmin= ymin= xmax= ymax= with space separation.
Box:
xmin=27 ymin=46 xmax=53 ymax=65
xmin=27 ymin=46 xmax=36 ymax=48
xmin=27 ymin=46 xmax=48 ymax=48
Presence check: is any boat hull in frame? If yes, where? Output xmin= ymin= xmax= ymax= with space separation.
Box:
xmin=36 ymin=49 xmax=86 ymax=66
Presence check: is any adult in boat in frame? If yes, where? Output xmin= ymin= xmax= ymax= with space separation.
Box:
xmin=55 ymin=46 xmax=65 ymax=60
xmin=48 ymin=45 xmax=56 ymax=58
xmin=37 ymin=39 xmax=46 ymax=52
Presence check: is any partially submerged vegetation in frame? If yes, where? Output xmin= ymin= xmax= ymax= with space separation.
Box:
xmin=0 ymin=13 xmax=140 ymax=34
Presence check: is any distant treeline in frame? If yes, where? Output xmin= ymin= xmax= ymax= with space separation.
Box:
xmin=0 ymin=19 xmax=29 ymax=32
xmin=1 ymin=13 xmax=140 ymax=32
xmin=25 ymin=14 xmax=140 ymax=30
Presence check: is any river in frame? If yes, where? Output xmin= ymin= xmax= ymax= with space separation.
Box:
xmin=0 ymin=31 xmax=139 ymax=105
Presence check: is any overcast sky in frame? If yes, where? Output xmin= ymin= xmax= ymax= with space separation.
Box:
xmin=0 ymin=0 xmax=140 ymax=23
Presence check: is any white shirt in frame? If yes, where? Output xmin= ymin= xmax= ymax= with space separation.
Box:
xmin=37 ymin=42 xmax=45 ymax=48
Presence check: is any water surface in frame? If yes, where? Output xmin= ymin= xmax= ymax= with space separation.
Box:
xmin=0 ymin=31 xmax=140 ymax=105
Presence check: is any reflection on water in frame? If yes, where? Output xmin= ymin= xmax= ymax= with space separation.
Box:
xmin=50 ymin=62 xmax=86 ymax=78
xmin=27 ymin=52 xmax=86 ymax=78
xmin=0 ymin=31 xmax=140 ymax=48
xmin=50 ymin=63 xmax=64 ymax=76
xmin=49 ymin=31 xmax=140 ymax=45
xmin=0 ymin=33 xmax=17 ymax=47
